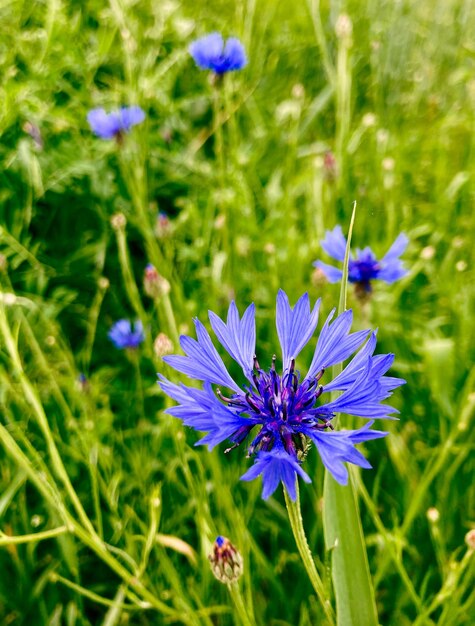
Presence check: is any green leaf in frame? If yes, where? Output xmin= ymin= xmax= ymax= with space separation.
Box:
xmin=323 ymin=203 xmax=379 ymax=626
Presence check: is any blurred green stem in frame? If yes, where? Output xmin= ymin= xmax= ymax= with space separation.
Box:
xmin=114 ymin=224 xmax=147 ymax=323
xmin=335 ymin=22 xmax=352 ymax=193
xmin=284 ymin=485 xmax=335 ymax=624
xmin=307 ymin=0 xmax=336 ymax=87
xmin=0 ymin=302 xmax=98 ymax=538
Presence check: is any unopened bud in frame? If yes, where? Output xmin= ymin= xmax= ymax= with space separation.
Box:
xmin=208 ymin=536 xmax=243 ymax=584
xmin=214 ymin=214 xmax=226 ymax=230
xmin=76 ymin=373 xmax=90 ymax=392
xmin=291 ymin=83 xmax=305 ymax=99
xmin=23 ymin=121 xmax=43 ymax=149
xmin=323 ymin=151 xmax=338 ymax=180
xmin=0 ymin=254 xmax=8 ymax=272
xmin=335 ymin=14 xmax=353 ymax=40
xmin=420 ymin=246 xmax=435 ymax=260
xmin=235 ymin=236 xmax=250 ymax=257
xmin=98 ymin=276 xmax=110 ymax=290
xmin=31 ymin=515 xmax=43 ymax=528
xmin=311 ymin=267 xmax=328 ymax=287
xmin=382 ymin=157 xmax=395 ymax=171
xmin=465 ymin=529 xmax=475 ymax=550
xmin=154 ymin=333 xmax=174 ymax=358
xmin=426 ymin=507 xmax=440 ymax=523
xmin=155 ymin=211 xmax=171 ymax=238
xmin=1 ymin=293 xmax=16 ymax=306
xmin=362 ymin=113 xmax=377 ymax=128
xmin=143 ymin=264 xmax=171 ymax=298
xmin=111 ymin=213 xmax=127 ymax=230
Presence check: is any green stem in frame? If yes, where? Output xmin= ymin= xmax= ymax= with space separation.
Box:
xmin=306 ymin=0 xmax=336 ymax=88
xmin=0 ymin=422 xmax=180 ymax=619
xmin=0 ymin=525 xmax=68 ymax=546
xmin=0 ymin=303 xmax=97 ymax=538
xmin=114 ymin=224 xmax=147 ymax=323
xmin=284 ymin=484 xmax=335 ymax=624
xmin=160 ymin=293 xmax=180 ymax=348
xmin=50 ymin=573 xmax=144 ymax=611
xmin=227 ymin=582 xmax=253 ymax=626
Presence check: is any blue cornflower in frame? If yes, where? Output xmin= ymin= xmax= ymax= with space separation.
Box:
xmin=158 ymin=291 xmax=405 ymax=501
xmin=87 ymin=106 xmax=145 ymax=140
xmin=314 ymin=225 xmax=409 ymax=293
xmin=108 ymin=319 xmax=145 ymax=349
xmin=189 ymin=33 xmax=247 ymax=74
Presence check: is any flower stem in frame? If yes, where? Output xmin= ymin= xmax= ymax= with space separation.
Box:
xmin=284 ymin=484 xmax=335 ymax=625
xmin=226 ymin=582 xmax=253 ymax=626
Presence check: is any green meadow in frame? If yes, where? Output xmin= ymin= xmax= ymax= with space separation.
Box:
xmin=0 ymin=0 xmax=474 ymax=624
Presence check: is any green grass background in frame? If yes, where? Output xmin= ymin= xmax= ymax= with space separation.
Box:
xmin=0 ymin=0 xmax=474 ymax=624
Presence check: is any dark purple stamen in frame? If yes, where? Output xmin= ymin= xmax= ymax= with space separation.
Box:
xmin=216 ymin=357 xmax=333 ymax=459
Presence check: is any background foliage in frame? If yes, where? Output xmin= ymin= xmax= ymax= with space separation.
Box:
xmin=0 ymin=0 xmax=474 ymax=624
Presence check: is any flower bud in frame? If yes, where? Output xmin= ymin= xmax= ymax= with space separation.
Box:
xmin=154 ymin=333 xmax=174 ymax=358
xmin=0 ymin=253 xmax=8 ymax=273
xmin=97 ymin=277 xmax=109 ymax=291
xmin=208 ymin=536 xmax=243 ymax=584
xmin=143 ymin=264 xmax=171 ymax=298
xmin=465 ymin=529 xmax=475 ymax=550
xmin=335 ymin=14 xmax=353 ymax=40
xmin=111 ymin=213 xmax=127 ymax=231
xmin=155 ymin=211 xmax=171 ymax=238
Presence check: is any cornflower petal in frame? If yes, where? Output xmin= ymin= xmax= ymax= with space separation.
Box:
xmin=120 ymin=105 xmax=146 ymax=130
xmin=303 ymin=420 xmax=387 ymax=485
xmin=158 ymin=377 xmax=256 ymax=449
xmin=209 ymin=302 xmax=256 ymax=381
xmin=377 ymin=261 xmax=408 ymax=284
xmin=87 ymin=108 xmax=121 ymax=139
xmin=381 ymin=233 xmax=409 ymax=263
xmin=276 ymin=290 xmax=321 ymax=370
xmin=312 ymin=260 xmax=344 ymax=283
xmin=164 ymin=319 xmax=241 ymax=393
xmin=240 ymin=448 xmax=311 ymax=501
xmin=223 ymin=37 xmax=247 ymax=70
xmin=324 ymin=332 xmax=378 ymax=391
xmin=189 ymin=33 xmax=224 ymax=69
xmin=306 ymin=309 xmax=370 ymax=379
xmin=319 ymin=359 xmax=401 ymax=419
xmin=320 ymin=225 xmax=348 ymax=262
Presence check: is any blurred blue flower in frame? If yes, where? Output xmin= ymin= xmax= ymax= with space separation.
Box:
xmin=87 ymin=106 xmax=145 ymax=140
xmin=314 ymin=226 xmax=408 ymax=292
xmin=158 ymin=291 xmax=404 ymax=501
xmin=189 ymin=33 xmax=247 ymax=74
xmin=108 ymin=319 xmax=145 ymax=349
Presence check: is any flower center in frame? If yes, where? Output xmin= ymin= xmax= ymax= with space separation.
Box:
xmin=217 ymin=355 xmax=333 ymax=458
